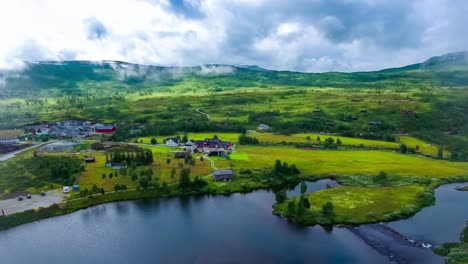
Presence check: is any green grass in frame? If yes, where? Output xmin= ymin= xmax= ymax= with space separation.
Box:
xmin=226 ymin=146 xmax=468 ymax=179
xmin=0 ymin=149 xmax=83 ymax=194
xmin=274 ymin=185 xmax=431 ymax=225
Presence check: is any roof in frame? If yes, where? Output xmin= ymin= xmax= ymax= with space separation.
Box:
xmin=258 ymin=124 xmax=271 ymax=129
xmin=213 ymin=169 xmax=234 ymax=176
xmin=96 ymin=125 xmax=115 ymax=130
xmin=166 ymin=137 xmax=180 ymax=143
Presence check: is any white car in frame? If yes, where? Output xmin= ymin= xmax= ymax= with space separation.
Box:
xmin=62 ymin=186 xmax=70 ymax=193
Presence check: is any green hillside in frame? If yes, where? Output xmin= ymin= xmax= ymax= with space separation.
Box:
xmin=0 ymin=52 xmax=467 ymax=159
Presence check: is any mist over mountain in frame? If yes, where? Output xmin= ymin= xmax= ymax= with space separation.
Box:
xmin=1 ymin=52 xmax=467 ymax=98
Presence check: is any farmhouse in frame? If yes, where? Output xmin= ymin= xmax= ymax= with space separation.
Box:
xmin=212 ymin=169 xmax=234 ymax=182
xmin=165 ymin=137 xmax=181 ymax=147
xmin=194 ymin=136 xmax=231 ymax=150
xmin=95 ymin=125 xmax=117 ymax=133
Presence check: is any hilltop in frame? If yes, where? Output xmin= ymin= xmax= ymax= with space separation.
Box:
xmin=1 ymin=52 xmax=468 ymax=98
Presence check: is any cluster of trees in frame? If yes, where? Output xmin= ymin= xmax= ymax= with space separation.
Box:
xmin=238 ymin=134 xmax=259 ymax=145
xmin=286 ymin=196 xmax=311 ymax=217
xmin=79 ymin=184 xmax=105 ymax=197
xmin=399 ymin=144 xmax=416 ymax=154
xmin=178 ymin=168 xmax=207 ymax=190
xmin=107 ymin=149 xmax=153 ymax=166
xmin=322 ymin=137 xmax=341 ymax=149
xmin=32 ymin=156 xmax=83 ymax=186
xmin=114 ymin=183 xmax=128 ymax=192
xmin=272 ymin=160 xmax=300 ymax=176
xmin=112 ymin=121 xmax=246 ymax=142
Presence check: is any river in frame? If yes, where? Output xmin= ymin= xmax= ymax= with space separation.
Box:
xmin=0 ymin=180 xmax=465 ymax=264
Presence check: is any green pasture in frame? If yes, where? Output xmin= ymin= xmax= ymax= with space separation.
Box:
xmin=223 ymin=146 xmax=468 ymax=179
xmin=274 ymin=185 xmax=427 ymax=224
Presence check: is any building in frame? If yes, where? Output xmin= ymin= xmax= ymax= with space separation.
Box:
xmin=106 ymin=162 xmax=127 ymax=170
xmin=174 ymin=152 xmax=187 ymax=159
xmin=129 ymin=129 xmax=142 ymax=135
xmin=84 ymin=157 xmax=95 ymax=163
xmin=0 ymin=137 xmax=19 ymax=144
xmin=257 ymin=124 xmax=271 ymax=132
xmin=212 ymin=169 xmax=234 ymax=182
xmin=368 ymin=121 xmax=382 ymax=126
xmin=96 ymin=125 xmax=117 ymax=133
xmin=165 ymin=137 xmax=181 ymax=147
xmin=194 ymin=136 xmax=231 ymax=150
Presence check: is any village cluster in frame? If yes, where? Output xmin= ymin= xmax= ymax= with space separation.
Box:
xmin=24 ymin=120 xmax=117 ymax=139
xmin=165 ymin=135 xmax=235 ymax=182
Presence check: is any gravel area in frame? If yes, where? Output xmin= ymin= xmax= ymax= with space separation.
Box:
xmin=0 ymin=190 xmax=66 ymax=216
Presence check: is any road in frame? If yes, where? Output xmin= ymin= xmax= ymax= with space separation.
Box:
xmin=195 ymin=108 xmax=210 ymax=119
xmin=0 ymin=142 xmax=49 ymax=162
xmin=203 ymin=154 xmax=218 ymax=170
xmin=0 ymin=190 xmax=66 ymax=216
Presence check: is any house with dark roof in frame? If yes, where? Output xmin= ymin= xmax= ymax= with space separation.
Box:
xmin=194 ymin=136 xmax=231 ymax=150
xmin=165 ymin=137 xmax=181 ymax=147
xmin=174 ymin=152 xmax=187 ymax=159
xmin=212 ymin=169 xmax=234 ymax=182
xmin=84 ymin=157 xmax=95 ymax=163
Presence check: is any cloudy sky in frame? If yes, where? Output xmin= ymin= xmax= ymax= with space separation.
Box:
xmin=0 ymin=0 xmax=467 ymax=72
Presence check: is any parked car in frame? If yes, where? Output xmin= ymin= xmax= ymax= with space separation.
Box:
xmin=26 ymin=194 xmax=32 ymax=199
xmin=18 ymin=196 xmax=23 ymax=201
xmin=40 ymin=191 xmax=46 ymax=196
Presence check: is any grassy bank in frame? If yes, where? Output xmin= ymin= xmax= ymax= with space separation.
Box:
xmin=273 ymin=185 xmax=435 ymax=225
xmin=433 ymin=223 xmax=468 ymax=264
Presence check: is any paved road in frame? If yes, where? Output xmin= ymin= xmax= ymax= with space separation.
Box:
xmin=0 ymin=143 xmax=48 ymax=162
xmin=195 ymin=108 xmax=210 ymax=119
xmin=0 ymin=190 xmax=65 ymax=216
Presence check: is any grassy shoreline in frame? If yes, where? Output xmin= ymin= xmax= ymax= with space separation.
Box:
xmin=1 ymin=173 xmax=467 ymax=232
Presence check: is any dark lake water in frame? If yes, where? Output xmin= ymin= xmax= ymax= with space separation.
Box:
xmin=0 ymin=180 xmax=465 ymax=264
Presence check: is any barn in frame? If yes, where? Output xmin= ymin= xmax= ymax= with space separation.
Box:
xmin=96 ymin=125 xmax=116 ymax=133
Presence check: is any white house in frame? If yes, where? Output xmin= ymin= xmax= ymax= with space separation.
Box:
xmin=165 ymin=137 xmax=180 ymax=147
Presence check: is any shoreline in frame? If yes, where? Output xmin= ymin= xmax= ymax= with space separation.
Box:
xmin=1 ymin=176 xmax=467 ymax=232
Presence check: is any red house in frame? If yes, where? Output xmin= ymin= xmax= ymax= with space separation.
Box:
xmin=95 ymin=125 xmax=116 ymax=133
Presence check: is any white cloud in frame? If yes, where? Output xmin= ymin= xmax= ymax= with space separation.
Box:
xmin=0 ymin=0 xmax=466 ymax=72
xmin=197 ymin=65 xmax=235 ymax=75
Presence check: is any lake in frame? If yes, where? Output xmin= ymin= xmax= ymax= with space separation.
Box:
xmin=0 ymin=180 xmax=465 ymax=264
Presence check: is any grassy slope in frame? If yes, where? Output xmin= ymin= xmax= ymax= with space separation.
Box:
xmin=228 ymin=146 xmax=468 ymax=178
xmin=134 ymin=132 xmax=442 ymax=156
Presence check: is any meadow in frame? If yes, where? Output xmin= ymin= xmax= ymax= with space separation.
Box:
xmin=273 ymin=185 xmax=430 ymax=225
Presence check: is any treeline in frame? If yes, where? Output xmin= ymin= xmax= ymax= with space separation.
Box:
xmin=111 ymin=120 xmax=246 ymax=141
xmin=238 ymin=134 xmax=259 ymax=144
xmin=31 ymin=156 xmax=84 ymax=186
xmin=272 ymin=160 xmax=300 ymax=176
xmin=107 ymin=150 xmax=153 ymax=166
xmin=178 ymin=168 xmax=208 ymax=190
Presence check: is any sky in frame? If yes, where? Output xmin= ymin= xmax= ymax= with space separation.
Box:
xmin=0 ymin=0 xmax=467 ymax=72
